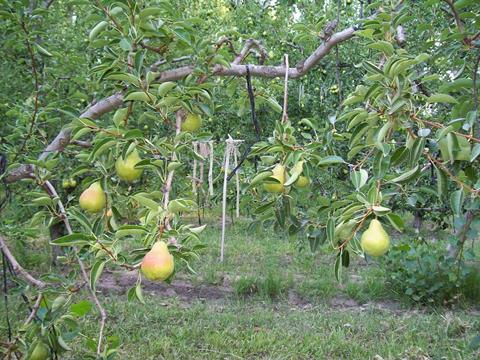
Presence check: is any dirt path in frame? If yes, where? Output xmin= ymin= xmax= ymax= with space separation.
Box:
xmin=98 ymin=271 xmax=409 ymax=313
xmin=99 ymin=271 xmax=232 ymax=303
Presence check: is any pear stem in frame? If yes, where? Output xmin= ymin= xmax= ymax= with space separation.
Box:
xmin=337 ymin=209 xmax=372 ymax=251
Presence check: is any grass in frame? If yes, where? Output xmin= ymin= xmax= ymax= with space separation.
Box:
xmin=1 ymin=215 xmax=479 ymax=359
xmin=82 ymin=298 xmax=478 ymax=359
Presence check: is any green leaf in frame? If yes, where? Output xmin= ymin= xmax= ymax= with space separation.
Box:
xmin=113 ymin=107 xmax=128 ymax=127
xmin=388 ymin=165 xmax=420 ymax=184
xmin=124 ymin=91 xmax=156 ymax=103
xmin=90 ymin=260 xmax=106 ymax=291
xmin=470 ymin=144 xmax=480 ymax=162
xmin=51 ymin=233 xmax=94 ymax=246
xmin=133 ymin=194 xmax=159 ymax=210
xmin=334 ymin=252 xmax=342 ymax=282
xmin=57 ymin=335 xmax=72 ymax=351
xmin=450 ymin=189 xmax=464 ymax=216
xmin=157 ymin=82 xmax=177 ymax=96
xmin=372 ymin=206 xmax=391 ymax=216
xmin=376 ymin=121 xmax=391 ymax=143
xmin=435 ymin=167 xmax=448 ymax=199
xmin=367 ymin=41 xmax=394 ymax=56
xmin=350 ymin=169 xmax=368 ymax=190
xmin=250 ymin=171 xmax=273 ymax=189
xmin=318 ymin=156 xmax=345 ymax=166
xmin=427 ymin=93 xmax=458 ymax=104
xmin=35 ymin=43 xmax=53 ymax=57
xmin=106 ymin=73 xmax=141 ymax=87
xmin=135 ymin=282 xmax=145 ymax=304
xmin=326 ymin=218 xmax=335 ymax=244
xmin=89 ymin=21 xmax=108 ymax=42
xmin=386 ymin=213 xmax=404 ymax=232
xmin=70 ymin=300 xmax=93 ymax=317
xmin=115 ymin=225 xmax=148 ymax=238
xmin=265 ymin=97 xmax=282 ymax=113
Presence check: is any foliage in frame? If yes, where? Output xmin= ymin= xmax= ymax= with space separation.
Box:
xmin=0 ymin=0 xmax=479 ymax=357
xmin=383 ymin=237 xmax=480 ymax=304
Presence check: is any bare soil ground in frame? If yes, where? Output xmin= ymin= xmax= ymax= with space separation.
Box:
xmin=98 ymin=271 xmax=407 ymax=313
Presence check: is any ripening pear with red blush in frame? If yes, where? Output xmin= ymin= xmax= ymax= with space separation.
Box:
xmin=141 ymin=241 xmax=174 ymax=281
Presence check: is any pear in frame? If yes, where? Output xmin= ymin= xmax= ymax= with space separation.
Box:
xmin=141 ymin=241 xmax=174 ymax=281
xmin=360 ymin=219 xmax=390 ymax=257
xmin=263 ymin=164 xmax=286 ymax=193
xmin=295 ymin=175 xmax=310 ymax=188
xmin=62 ymin=178 xmax=71 ymax=189
xmin=29 ymin=342 xmax=49 ymax=360
xmin=79 ymin=181 xmax=106 ymax=213
xmin=181 ymin=113 xmax=202 ymax=132
xmin=115 ymin=149 xmax=143 ymax=182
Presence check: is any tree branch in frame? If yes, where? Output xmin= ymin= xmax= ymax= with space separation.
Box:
xmin=6 ymin=20 xmax=367 ymax=184
xmin=42 ymin=180 xmax=107 ymax=355
xmin=0 ymin=235 xmax=46 ymax=288
xmin=233 ymin=38 xmax=267 ymax=65
xmin=5 ymin=92 xmax=124 ymax=183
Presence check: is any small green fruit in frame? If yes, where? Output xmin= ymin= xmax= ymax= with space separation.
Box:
xmin=294 ymin=175 xmax=310 ymax=188
xmin=79 ymin=181 xmax=106 ymax=213
xmin=30 ymin=342 xmax=49 ymax=360
xmin=360 ymin=219 xmax=390 ymax=257
xmin=141 ymin=241 xmax=174 ymax=281
xmin=181 ymin=113 xmax=202 ymax=132
xmin=62 ymin=179 xmax=70 ymax=189
xmin=115 ymin=149 xmax=143 ymax=182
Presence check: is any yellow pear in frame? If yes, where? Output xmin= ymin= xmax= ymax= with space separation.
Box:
xmin=115 ymin=149 xmax=143 ymax=182
xmin=263 ymin=164 xmax=286 ymax=193
xmin=79 ymin=181 xmax=106 ymax=213
xmin=295 ymin=175 xmax=310 ymax=188
xmin=30 ymin=342 xmax=49 ymax=360
xmin=181 ymin=113 xmax=202 ymax=132
xmin=360 ymin=219 xmax=390 ymax=257
xmin=141 ymin=241 xmax=174 ymax=281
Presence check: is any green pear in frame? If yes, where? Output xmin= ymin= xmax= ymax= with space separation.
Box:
xmin=115 ymin=149 xmax=143 ymax=182
xmin=360 ymin=219 xmax=390 ymax=257
xmin=181 ymin=113 xmax=202 ymax=132
xmin=29 ymin=342 xmax=49 ymax=360
xmin=140 ymin=241 xmax=174 ymax=281
xmin=62 ymin=178 xmax=70 ymax=189
xmin=295 ymin=175 xmax=310 ymax=188
xmin=263 ymin=164 xmax=286 ymax=193
xmin=79 ymin=181 xmax=106 ymax=213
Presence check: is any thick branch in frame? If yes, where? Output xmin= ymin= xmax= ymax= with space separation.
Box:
xmin=0 ymin=235 xmax=46 ymax=288
xmin=5 ymin=92 xmax=124 ymax=183
xmin=7 ymin=21 xmax=364 ymax=184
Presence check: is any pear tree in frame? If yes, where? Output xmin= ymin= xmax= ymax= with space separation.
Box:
xmin=0 ymin=0 xmax=479 ymax=358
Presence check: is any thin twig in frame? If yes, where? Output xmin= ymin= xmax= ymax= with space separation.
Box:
xmin=411 ymin=115 xmax=480 ymax=143
xmin=443 ymin=0 xmax=464 ymax=33
xmin=42 ymin=181 xmax=107 ymax=355
xmin=14 ymin=20 xmax=40 ymax=161
xmin=24 ymin=294 xmax=43 ymax=325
